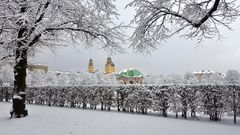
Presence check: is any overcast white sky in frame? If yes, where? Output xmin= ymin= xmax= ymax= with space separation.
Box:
xmin=31 ymin=0 xmax=240 ymax=75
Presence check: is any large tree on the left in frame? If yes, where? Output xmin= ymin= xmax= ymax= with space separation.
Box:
xmin=0 ymin=0 xmax=125 ymax=118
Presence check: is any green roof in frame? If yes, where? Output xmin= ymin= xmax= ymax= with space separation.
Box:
xmin=117 ymin=68 xmax=143 ymax=78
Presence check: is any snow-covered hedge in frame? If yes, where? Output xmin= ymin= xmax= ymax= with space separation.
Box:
xmin=1 ymin=85 xmax=240 ymax=122
xmin=0 ymin=87 xmax=13 ymax=102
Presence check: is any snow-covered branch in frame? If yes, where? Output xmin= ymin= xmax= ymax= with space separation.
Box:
xmin=127 ymin=0 xmax=240 ymax=53
xmin=0 ymin=0 xmax=126 ymax=56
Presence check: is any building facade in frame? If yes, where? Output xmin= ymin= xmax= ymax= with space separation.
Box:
xmin=27 ymin=64 xmax=48 ymax=74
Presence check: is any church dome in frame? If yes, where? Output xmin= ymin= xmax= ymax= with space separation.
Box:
xmin=107 ymin=57 xmax=112 ymax=60
xmin=117 ymin=68 xmax=143 ymax=77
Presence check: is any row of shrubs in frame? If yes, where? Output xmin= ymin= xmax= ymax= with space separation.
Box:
xmin=0 ymin=85 xmax=240 ymax=123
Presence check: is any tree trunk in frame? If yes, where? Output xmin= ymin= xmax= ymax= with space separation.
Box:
xmin=212 ymin=95 xmax=219 ymax=121
xmin=5 ymin=90 xmax=9 ymax=102
xmin=233 ymin=90 xmax=237 ymax=124
xmin=82 ymin=98 xmax=87 ymax=109
xmin=175 ymin=111 xmax=178 ymax=118
xmin=163 ymin=109 xmax=167 ymax=117
xmin=191 ymin=108 xmax=196 ymax=118
xmin=182 ymin=100 xmax=187 ymax=119
xmin=0 ymin=88 xmax=3 ymax=102
xmin=11 ymin=47 xmax=28 ymax=118
xmin=163 ymin=101 xmax=168 ymax=117
xmin=48 ymin=93 xmax=52 ymax=106
xmin=174 ymin=103 xmax=178 ymax=118
xmin=101 ymin=101 xmax=104 ymax=110
xmin=182 ymin=110 xmax=187 ymax=119
xmin=117 ymin=92 xmax=120 ymax=111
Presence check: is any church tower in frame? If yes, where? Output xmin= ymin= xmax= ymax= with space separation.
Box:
xmin=88 ymin=59 xmax=95 ymax=73
xmin=104 ymin=57 xmax=115 ymax=74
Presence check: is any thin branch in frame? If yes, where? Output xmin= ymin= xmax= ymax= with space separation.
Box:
xmin=0 ymin=54 xmax=14 ymax=61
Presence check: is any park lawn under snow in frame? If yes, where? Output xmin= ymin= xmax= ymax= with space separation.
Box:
xmin=0 ymin=102 xmax=239 ymax=135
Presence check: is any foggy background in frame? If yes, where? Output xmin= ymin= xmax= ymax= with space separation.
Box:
xmin=30 ymin=0 xmax=240 ymax=75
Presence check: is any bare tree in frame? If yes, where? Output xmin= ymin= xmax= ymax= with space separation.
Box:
xmin=0 ymin=0 xmax=125 ymax=118
xmin=127 ymin=0 xmax=240 ymax=53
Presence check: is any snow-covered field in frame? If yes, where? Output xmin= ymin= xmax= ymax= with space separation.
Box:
xmin=0 ymin=102 xmax=239 ymax=135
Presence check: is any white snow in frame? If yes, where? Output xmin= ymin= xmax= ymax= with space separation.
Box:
xmin=13 ymin=95 xmax=22 ymax=100
xmin=0 ymin=102 xmax=239 ymax=135
xmin=19 ymin=92 xmax=26 ymax=95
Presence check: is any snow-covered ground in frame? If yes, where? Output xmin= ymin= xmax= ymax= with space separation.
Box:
xmin=0 ymin=102 xmax=239 ymax=135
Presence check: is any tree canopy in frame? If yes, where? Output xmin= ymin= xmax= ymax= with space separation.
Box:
xmin=0 ymin=0 xmax=125 ymax=59
xmin=127 ymin=0 xmax=240 ymax=53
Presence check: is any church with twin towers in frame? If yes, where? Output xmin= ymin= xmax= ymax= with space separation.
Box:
xmin=88 ymin=57 xmax=115 ymax=74
xmin=87 ymin=57 xmax=144 ymax=84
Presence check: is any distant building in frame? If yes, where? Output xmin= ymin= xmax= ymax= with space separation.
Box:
xmin=104 ymin=57 xmax=115 ymax=74
xmin=53 ymin=71 xmax=71 ymax=76
xmin=192 ymin=70 xmax=224 ymax=81
xmin=88 ymin=59 xmax=95 ymax=73
xmin=116 ymin=68 xmax=144 ymax=84
xmin=27 ymin=64 xmax=48 ymax=74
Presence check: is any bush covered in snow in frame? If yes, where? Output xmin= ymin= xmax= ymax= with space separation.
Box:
xmin=26 ymin=71 xmax=118 ymax=86
xmin=1 ymin=85 xmax=240 ymax=123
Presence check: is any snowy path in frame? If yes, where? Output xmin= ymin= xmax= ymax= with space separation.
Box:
xmin=0 ymin=102 xmax=239 ymax=135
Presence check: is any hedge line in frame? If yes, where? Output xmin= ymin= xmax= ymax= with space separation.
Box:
xmin=0 ymin=85 xmax=240 ymax=123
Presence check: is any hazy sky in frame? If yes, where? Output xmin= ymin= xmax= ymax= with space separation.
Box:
xmin=32 ymin=0 xmax=240 ymax=75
